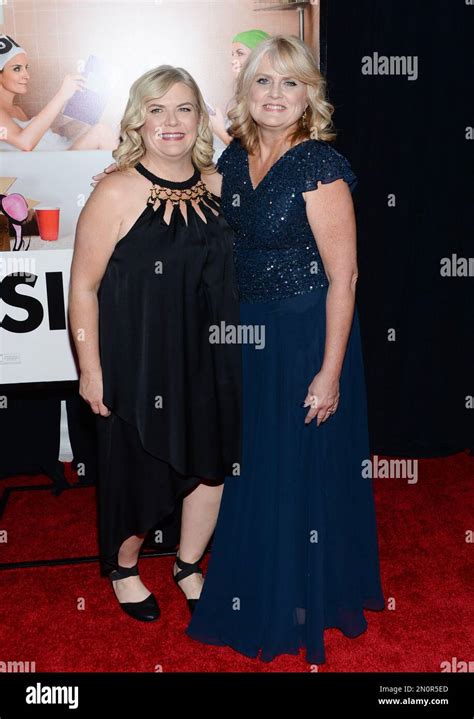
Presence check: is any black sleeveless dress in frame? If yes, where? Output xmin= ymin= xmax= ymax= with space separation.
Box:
xmin=95 ymin=161 xmax=242 ymax=576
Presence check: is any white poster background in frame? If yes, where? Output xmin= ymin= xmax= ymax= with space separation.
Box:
xmin=0 ymin=249 xmax=78 ymax=384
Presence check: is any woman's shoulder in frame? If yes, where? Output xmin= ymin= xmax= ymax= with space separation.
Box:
xmin=200 ymin=167 xmax=222 ymax=197
xmin=0 ymin=105 xmax=27 ymax=123
xmin=0 ymin=104 xmax=30 ymax=122
xmin=298 ymin=138 xmax=351 ymax=163
xmin=89 ymin=166 xmax=139 ymax=207
xmin=99 ymin=167 xmax=135 ymax=189
xmin=297 ymin=139 xmax=358 ymax=193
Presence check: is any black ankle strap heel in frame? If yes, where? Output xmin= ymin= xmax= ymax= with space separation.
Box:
xmin=173 ymin=555 xmax=203 ymax=615
xmin=109 ymin=563 xmax=161 ymax=622
xmin=109 ymin=564 xmax=139 ymax=581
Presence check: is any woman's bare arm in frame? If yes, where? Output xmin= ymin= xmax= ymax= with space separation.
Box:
xmin=68 ymin=175 xmax=124 ymax=414
xmin=0 ymin=74 xmax=84 ymax=151
xmin=302 ymin=178 xmax=358 ymax=424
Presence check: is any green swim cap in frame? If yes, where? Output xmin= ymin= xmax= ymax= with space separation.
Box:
xmin=232 ymin=29 xmax=271 ymax=50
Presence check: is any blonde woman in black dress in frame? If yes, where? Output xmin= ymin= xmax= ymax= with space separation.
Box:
xmin=69 ymin=66 xmax=241 ymax=621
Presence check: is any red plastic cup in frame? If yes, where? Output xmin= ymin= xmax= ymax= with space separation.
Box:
xmin=35 ymin=207 xmax=60 ymax=241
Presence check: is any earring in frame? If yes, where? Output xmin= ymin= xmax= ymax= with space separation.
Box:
xmin=301 ymin=108 xmax=308 ymax=128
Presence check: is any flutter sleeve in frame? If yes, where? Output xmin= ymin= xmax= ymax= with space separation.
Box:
xmin=301 ymin=140 xmax=358 ymax=194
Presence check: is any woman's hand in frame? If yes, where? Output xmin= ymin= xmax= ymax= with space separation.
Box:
xmin=79 ymin=369 xmax=111 ymax=417
xmin=57 ymin=73 xmax=86 ymax=103
xmin=303 ymin=371 xmax=340 ymax=426
xmin=91 ymin=162 xmax=119 ymax=187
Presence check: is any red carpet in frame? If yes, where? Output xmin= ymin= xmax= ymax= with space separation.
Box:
xmin=0 ymin=452 xmax=472 ymax=672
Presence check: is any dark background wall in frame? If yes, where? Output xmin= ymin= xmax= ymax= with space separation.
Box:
xmin=321 ymin=0 xmax=473 ymax=456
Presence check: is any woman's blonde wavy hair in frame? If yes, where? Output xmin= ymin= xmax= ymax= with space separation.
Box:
xmin=229 ymin=35 xmax=336 ymax=154
xmin=113 ymin=65 xmax=215 ymax=173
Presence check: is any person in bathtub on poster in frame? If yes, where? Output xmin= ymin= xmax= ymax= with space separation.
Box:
xmin=0 ymin=34 xmax=117 ymax=151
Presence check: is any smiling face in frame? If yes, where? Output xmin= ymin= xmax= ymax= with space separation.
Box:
xmin=1 ymin=53 xmax=30 ymax=94
xmin=248 ymin=53 xmax=308 ymax=135
xmin=231 ymin=42 xmax=252 ymax=76
xmin=139 ymin=81 xmax=200 ymax=161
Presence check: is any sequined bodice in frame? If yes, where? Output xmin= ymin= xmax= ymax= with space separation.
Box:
xmin=217 ymin=138 xmax=358 ymax=303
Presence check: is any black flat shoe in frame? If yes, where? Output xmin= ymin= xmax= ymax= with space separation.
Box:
xmin=109 ymin=563 xmax=160 ymax=622
xmin=173 ymin=554 xmax=203 ymax=615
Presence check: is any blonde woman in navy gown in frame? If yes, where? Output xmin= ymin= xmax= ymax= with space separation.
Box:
xmin=186 ymin=36 xmax=385 ymax=664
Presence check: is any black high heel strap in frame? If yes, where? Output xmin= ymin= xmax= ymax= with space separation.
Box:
xmin=174 ymin=555 xmax=203 ymax=583
xmin=109 ymin=564 xmax=139 ymax=581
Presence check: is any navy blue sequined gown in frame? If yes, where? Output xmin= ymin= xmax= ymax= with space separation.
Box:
xmin=186 ymin=139 xmax=385 ymax=664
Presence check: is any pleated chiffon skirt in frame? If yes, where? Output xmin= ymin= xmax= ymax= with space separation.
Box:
xmin=186 ymin=287 xmax=385 ymax=664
